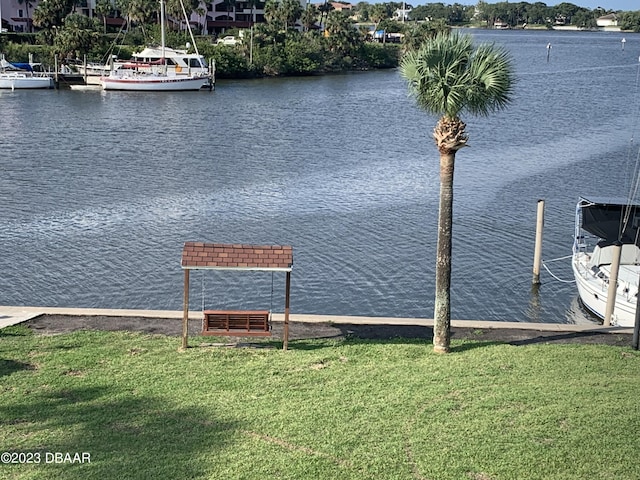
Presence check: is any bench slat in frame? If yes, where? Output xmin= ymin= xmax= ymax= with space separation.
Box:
xmin=202 ymin=310 xmax=271 ymax=337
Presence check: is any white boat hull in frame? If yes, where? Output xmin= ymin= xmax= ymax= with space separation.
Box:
xmin=572 ymin=251 xmax=639 ymax=327
xmin=0 ymin=73 xmax=53 ymax=89
xmin=100 ymin=74 xmax=209 ymax=91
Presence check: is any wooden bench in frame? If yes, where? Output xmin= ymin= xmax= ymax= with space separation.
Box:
xmin=202 ymin=310 xmax=271 ymax=337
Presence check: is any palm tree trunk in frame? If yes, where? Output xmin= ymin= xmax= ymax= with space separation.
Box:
xmin=433 ymin=151 xmax=455 ymax=353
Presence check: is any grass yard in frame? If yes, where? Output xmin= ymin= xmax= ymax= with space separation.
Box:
xmin=1 ymin=325 xmax=639 ymax=480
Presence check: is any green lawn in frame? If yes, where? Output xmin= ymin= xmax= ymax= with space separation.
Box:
xmin=1 ymin=325 xmax=639 ymax=480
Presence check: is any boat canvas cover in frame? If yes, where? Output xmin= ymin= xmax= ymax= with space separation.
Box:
xmin=0 ymin=59 xmax=33 ymax=71
xmin=580 ymin=197 xmax=640 ymax=245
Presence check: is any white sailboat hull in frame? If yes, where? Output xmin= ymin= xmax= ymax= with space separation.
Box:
xmin=572 ymin=249 xmax=639 ymax=327
xmin=0 ymin=73 xmax=53 ymax=89
xmin=100 ymin=74 xmax=209 ymax=91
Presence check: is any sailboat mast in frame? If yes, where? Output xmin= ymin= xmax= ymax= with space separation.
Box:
xmin=160 ymin=0 xmax=166 ymax=63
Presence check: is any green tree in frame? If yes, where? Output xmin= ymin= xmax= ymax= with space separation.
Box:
xmin=283 ymin=32 xmax=322 ymax=73
xmin=620 ymin=11 xmax=640 ymax=32
xmin=264 ymin=0 xmax=280 ymax=27
xmin=571 ymin=9 xmax=596 ymax=29
xmin=32 ymin=0 xmax=76 ymax=44
xmin=195 ymin=6 xmax=206 ymax=34
xmin=54 ymin=13 xmax=101 ymax=59
xmin=402 ymin=19 xmax=448 ymax=52
xmin=409 ymin=2 xmax=449 ymax=22
xmin=116 ymin=0 xmax=156 ymax=31
xmin=95 ymin=0 xmax=113 ymax=34
xmin=524 ymin=2 xmax=551 ymax=26
xmin=369 ymin=3 xmax=388 ymax=39
xmin=355 ymin=1 xmax=370 ymax=21
xmin=281 ymin=0 xmax=303 ymax=30
xmin=400 ymin=32 xmax=514 ymax=353
xmin=317 ymin=0 xmax=334 ymax=31
xmin=324 ymin=10 xmax=358 ymax=54
xmin=301 ymin=3 xmax=318 ymax=32
xmin=166 ymin=0 xmax=199 ymax=30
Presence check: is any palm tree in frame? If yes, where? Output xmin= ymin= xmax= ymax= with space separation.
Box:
xmin=117 ymin=0 xmax=155 ymax=35
xmin=195 ymin=6 xmax=206 ymax=34
xmin=400 ymin=32 xmax=514 ymax=353
xmin=324 ymin=10 xmax=357 ymax=54
xmin=95 ymin=0 xmax=113 ymax=34
xmin=317 ymin=0 xmax=333 ymax=31
xmin=369 ymin=3 xmax=387 ymax=41
xmin=281 ymin=0 xmax=302 ymax=30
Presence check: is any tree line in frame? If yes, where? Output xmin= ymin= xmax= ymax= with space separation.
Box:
xmin=0 ymin=0 xmax=449 ymax=77
xmin=2 ymin=0 xmax=640 ymax=77
xmin=358 ymin=1 xmax=640 ymax=31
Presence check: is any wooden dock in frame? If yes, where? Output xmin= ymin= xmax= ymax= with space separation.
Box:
xmin=52 ymin=73 xmax=88 ymax=89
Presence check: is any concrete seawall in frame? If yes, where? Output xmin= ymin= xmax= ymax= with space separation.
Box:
xmin=0 ymin=305 xmax=633 ymax=334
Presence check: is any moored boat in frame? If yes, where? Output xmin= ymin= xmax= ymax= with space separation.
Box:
xmin=82 ymin=46 xmax=210 ymax=86
xmin=100 ymin=0 xmax=211 ymax=92
xmin=572 ymin=197 xmax=640 ymax=326
xmin=0 ymin=57 xmax=53 ymax=89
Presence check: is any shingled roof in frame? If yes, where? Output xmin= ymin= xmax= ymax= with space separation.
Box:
xmin=181 ymin=242 xmax=293 ymax=271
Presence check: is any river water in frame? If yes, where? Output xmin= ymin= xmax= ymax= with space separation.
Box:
xmin=2 ymin=29 xmax=640 ymax=323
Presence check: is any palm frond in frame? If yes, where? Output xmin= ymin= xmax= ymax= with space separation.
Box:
xmin=464 ymin=43 xmax=515 ymax=116
xmin=400 ymin=31 xmax=514 ymax=120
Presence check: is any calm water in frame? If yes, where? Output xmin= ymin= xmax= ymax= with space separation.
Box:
xmin=2 ymin=29 xmax=640 ymax=323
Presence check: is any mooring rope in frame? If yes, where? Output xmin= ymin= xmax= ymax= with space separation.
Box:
xmin=541 ymin=255 xmax=576 ymax=283
xmin=543 ymin=254 xmax=573 ymax=263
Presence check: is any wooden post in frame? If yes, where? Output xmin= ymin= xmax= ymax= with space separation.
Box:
xmin=532 ymin=199 xmax=545 ymax=285
xmin=283 ymin=271 xmax=291 ymax=351
xmin=181 ymin=269 xmax=190 ymax=349
xmin=604 ymin=242 xmax=622 ymax=327
xmin=633 ymin=273 xmax=640 ymax=350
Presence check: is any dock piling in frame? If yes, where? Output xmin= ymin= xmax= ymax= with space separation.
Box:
xmin=532 ymin=199 xmax=545 ymax=285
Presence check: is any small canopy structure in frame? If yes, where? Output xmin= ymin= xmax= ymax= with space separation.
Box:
xmin=180 ymin=242 xmax=293 ymax=350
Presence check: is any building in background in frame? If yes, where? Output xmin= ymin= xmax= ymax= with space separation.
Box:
xmin=0 ymin=0 xmax=299 ymax=36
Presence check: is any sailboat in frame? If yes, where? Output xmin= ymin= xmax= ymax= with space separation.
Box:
xmin=570 ymin=54 xmax=640 ymax=328
xmin=100 ymin=0 xmax=211 ymax=91
xmin=0 ymin=55 xmax=54 ymax=89
xmin=572 ymin=197 xmax=640 ymax=327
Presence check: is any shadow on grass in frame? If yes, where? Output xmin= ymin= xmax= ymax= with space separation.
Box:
xmin=0 ymin=385 xmax=240 ymax=479
xmin=449 ymin=341 xmax=507 ymax=353
xmin=0 ymin=359 xmax=36 ymax=377
xmin=0 ymin=325 xmax=32 ymax=336
xmin=506 ymin=330 xmax=626 ymax=346
xmin=276 ymin=324 xmax=508 ymax=352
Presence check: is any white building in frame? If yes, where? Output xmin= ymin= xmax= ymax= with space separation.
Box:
xmin=0 ymin=0 xmax=40 ymax=32
xmin=394 ymin=6 xmax=411 ymax=22
xmin=596 ymin=13 xmax=618 ymax=28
